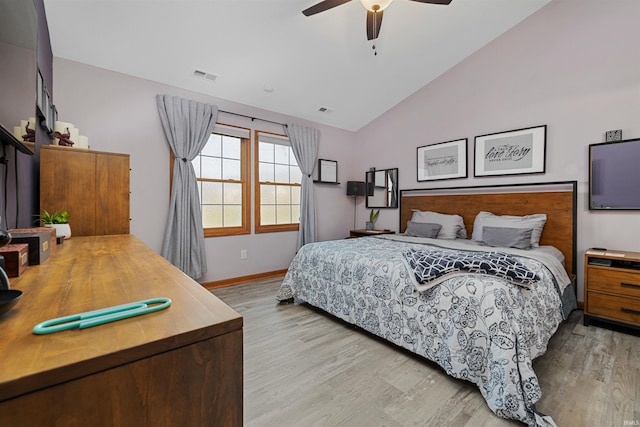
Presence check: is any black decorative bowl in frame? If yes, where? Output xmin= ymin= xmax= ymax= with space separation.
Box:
xmin=0 ymin=229 xmax=11 ymax=248
xmin=0 ymin=289 xmax=23 ymax=317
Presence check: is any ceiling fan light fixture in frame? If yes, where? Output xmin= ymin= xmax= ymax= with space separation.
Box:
xmin=359 ymin=0 xmax=393 ymax=12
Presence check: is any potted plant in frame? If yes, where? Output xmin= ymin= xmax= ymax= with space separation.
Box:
xmin=34 ymin=209 xmax=71 ymax=239
xmin=366 ymin=209 xmax=380 ymax=231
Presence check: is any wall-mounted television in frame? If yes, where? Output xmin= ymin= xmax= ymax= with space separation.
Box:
xmin=0 ymin=0 xmax=38 ymax=155
xmin=589 ymin=138 xmax=640 ymax=210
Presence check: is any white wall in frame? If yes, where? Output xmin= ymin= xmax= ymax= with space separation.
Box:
xmin=52 ymin=59 xmax=358 ymax=283
xmin=353 ymin=0 xmax=640 ymax=300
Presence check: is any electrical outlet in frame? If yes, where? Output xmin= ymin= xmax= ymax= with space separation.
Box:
xmin=240 ymin=250 xmax=247 ymax=260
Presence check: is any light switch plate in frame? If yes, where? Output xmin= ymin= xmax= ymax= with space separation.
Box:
xmin=605 ymin=129 xmax=622 ymax=142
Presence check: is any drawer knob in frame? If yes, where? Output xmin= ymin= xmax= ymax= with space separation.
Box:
xmin=620 ymin=307 xmax=640 ymax=316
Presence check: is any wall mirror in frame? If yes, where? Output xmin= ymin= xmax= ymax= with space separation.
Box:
xmin=366 ymin=168 xmax=398 ymax=209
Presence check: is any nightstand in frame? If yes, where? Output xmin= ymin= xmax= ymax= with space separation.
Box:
xmin=349 ymin=229 xmax=395 ymax=238
xmin=584 ymin=248 xmax=640 ymax=331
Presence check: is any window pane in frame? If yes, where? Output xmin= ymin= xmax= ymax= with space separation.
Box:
xmin=274 ymin=144 xmax=289 ymax=164
xmin=195 ymin=180 xmax=202 ymax=201
xmin=222 ymin=158 xmax=241 ymax=180
xmin=256 ymin=135 xmax=301 ymax=231
xmin=291 ymin=186 xmax=301 ymax=202
xmin=202 ymin=205 xmax=222 ymax=228
xmin=275 ymin=164 xmax=289 ymax=183
xmin=290 ymin=166 xmax=302 ymax=184
xmin=202 ymin=181 xmax=222 ymax=204
xmin=191 ymin=130 xmax=249 ymax=233
xmin=202 ymin=134 xmax=222 ymax=157
xmin=259 ymin=142 xmax=274 ymax=163
xmin=261 ymin=184 xmax=275 ymax=204
xmin=259 ymin=162 xmax=274 ymax=182
xmin=222 ymin=136 xmax=241 ymax=159
xmin=276 ymin=205 xmax=291 ymax=224
xmin=276 ymin=185 xmax=290 ymax=204
xmin=261 ymin=205 xmax=276 ymax=225
xmin=291 ymin=204 xmax=300 ymax=224
xmin=201 ymin=156 xmax=222 ymax=180
xmin=224 ymin=205 xmax=242 ymax=227
xmin=192 ymin=157 xmax=201 ymax=178
xmin=223 ymin=182 xmax=242 ymax=204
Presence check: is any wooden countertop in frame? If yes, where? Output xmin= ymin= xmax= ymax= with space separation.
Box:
xmin=0 ymin=235 xmax=242 ymax=402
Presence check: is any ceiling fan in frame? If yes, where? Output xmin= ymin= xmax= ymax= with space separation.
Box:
xmin=302 ymin=0 xmax=453 ymax=41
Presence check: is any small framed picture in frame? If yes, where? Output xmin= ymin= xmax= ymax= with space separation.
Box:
xmin=417 ymin=138 xmax=467 ymax=181
xmin=42 ymin=90 xmax=51 ymax=132
xmin=474 ymin=125 xmax=546 ymax=177
xmin=317 ymin=159 xmax=338 ymax=183
xmin=36 ymin=69 xmax=44 ymax=113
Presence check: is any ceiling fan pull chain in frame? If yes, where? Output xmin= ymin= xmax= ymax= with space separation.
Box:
xmin=372 ymin=11 xmax=378 ymax=55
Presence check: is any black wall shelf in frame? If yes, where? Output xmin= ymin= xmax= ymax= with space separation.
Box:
xmin=314 ymin=180 xmax=340 ymax=185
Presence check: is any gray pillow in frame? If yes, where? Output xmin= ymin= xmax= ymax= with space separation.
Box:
xmin=405 ymin=221 xmax=441 ymax=238
xmin=410 ymin=210 xmax=466 ymax=239
xmin=481 ymin=226 xmax=533 ymax=249
xmin=472 ymin=211 xmax=547 ymax=247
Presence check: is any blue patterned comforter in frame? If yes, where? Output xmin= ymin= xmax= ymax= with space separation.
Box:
xmin=276 ymin=235 xmax=575 ymax=427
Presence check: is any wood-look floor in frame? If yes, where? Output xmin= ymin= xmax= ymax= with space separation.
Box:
xmin=212 ymin=279 xmax=640 ymax=427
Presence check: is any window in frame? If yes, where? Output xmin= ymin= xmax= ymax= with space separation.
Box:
xmin=255 ymin=131 xmax=301 ymax=233
xmin=191 ymin=124 xmax=250 ymax=237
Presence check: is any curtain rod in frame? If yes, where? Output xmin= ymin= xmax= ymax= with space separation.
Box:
xmin=219 ymin=110 xmax=287 ymax=127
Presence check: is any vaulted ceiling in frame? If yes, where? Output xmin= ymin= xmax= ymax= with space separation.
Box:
xmin=44 ymin=0 xmax=550 ymax=131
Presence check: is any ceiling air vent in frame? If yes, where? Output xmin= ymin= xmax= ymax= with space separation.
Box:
xmin=193 ymin=69 xmax=217 ymax=82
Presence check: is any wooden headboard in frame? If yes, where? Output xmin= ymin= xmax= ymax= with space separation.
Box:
xmin=399 ymin=181 xmax=577 ymax=276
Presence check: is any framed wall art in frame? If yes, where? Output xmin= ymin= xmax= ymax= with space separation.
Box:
xmin=417 ymin=138 xmax=467 ymax=182
xmin=42 ymin=89 xmax=51 ymax=132
xmin=317 ymin=159 xmax=338 ymax=183
xmin=474 ymin=125 xmax=546 ymax=177
xmin=36 ymin=69 xmax=44 ymax=114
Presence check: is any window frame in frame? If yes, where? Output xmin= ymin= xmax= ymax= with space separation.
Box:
xmin=171 ymin=123 xmax=251 ymax=237
xmin=254 ymin=130 xmax=301 ymax=234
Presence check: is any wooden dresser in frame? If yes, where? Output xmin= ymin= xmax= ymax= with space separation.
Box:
xmin=40 ymin=145 xmax=130 ymax=236
xmin=584 ymin=248 xmax=640 ymax=330
xmin=0 ymin=235 xmax=242 ymax=426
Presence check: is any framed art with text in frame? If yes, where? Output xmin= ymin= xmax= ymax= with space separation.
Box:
xmin=417 ymin=138 xmax=467 ymax=182
xmin=474 ymin=125 xmax=546 ymax=177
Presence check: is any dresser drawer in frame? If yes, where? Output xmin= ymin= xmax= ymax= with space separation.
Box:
xmin=586 ymin=267 xmax=640 ymax=298
xmin=587 ymin=292 xmax=640 ymax=326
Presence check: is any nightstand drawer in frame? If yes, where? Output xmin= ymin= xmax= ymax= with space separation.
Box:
xmin=586 ymin=267 xmax=640 ymax=298
xmin=587 ymin=292 xmax=640 ymax=326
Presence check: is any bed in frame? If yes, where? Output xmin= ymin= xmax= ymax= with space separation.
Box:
xmin=276 ymin=182 xmax=578 ymax=427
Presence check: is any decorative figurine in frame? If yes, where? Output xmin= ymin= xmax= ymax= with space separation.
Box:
xmin=22 ymin=122 xmax=35 ymax=142
xmin=54 ymin=127 xmax=74 ymax=146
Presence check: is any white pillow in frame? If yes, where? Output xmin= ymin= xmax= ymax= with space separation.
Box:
xmin=472 ymin=211 xmax=547 ymax=247
xmin=410 ymin=210 xmax=467 ymax=240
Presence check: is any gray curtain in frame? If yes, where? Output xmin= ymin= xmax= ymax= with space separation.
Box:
xmin=285 ymin=123 xmax=320 ymax=251
xmin=156 ymin=95 xmax=218 ymax=279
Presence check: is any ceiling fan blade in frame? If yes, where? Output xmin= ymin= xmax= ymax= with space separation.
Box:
xmin=409 ymin=0 xmax=453 ymax=4
xmin=302 ymin=0 xmax=352 ymax=16
xmin=366 ymin=10 xmax=384 ymax=40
